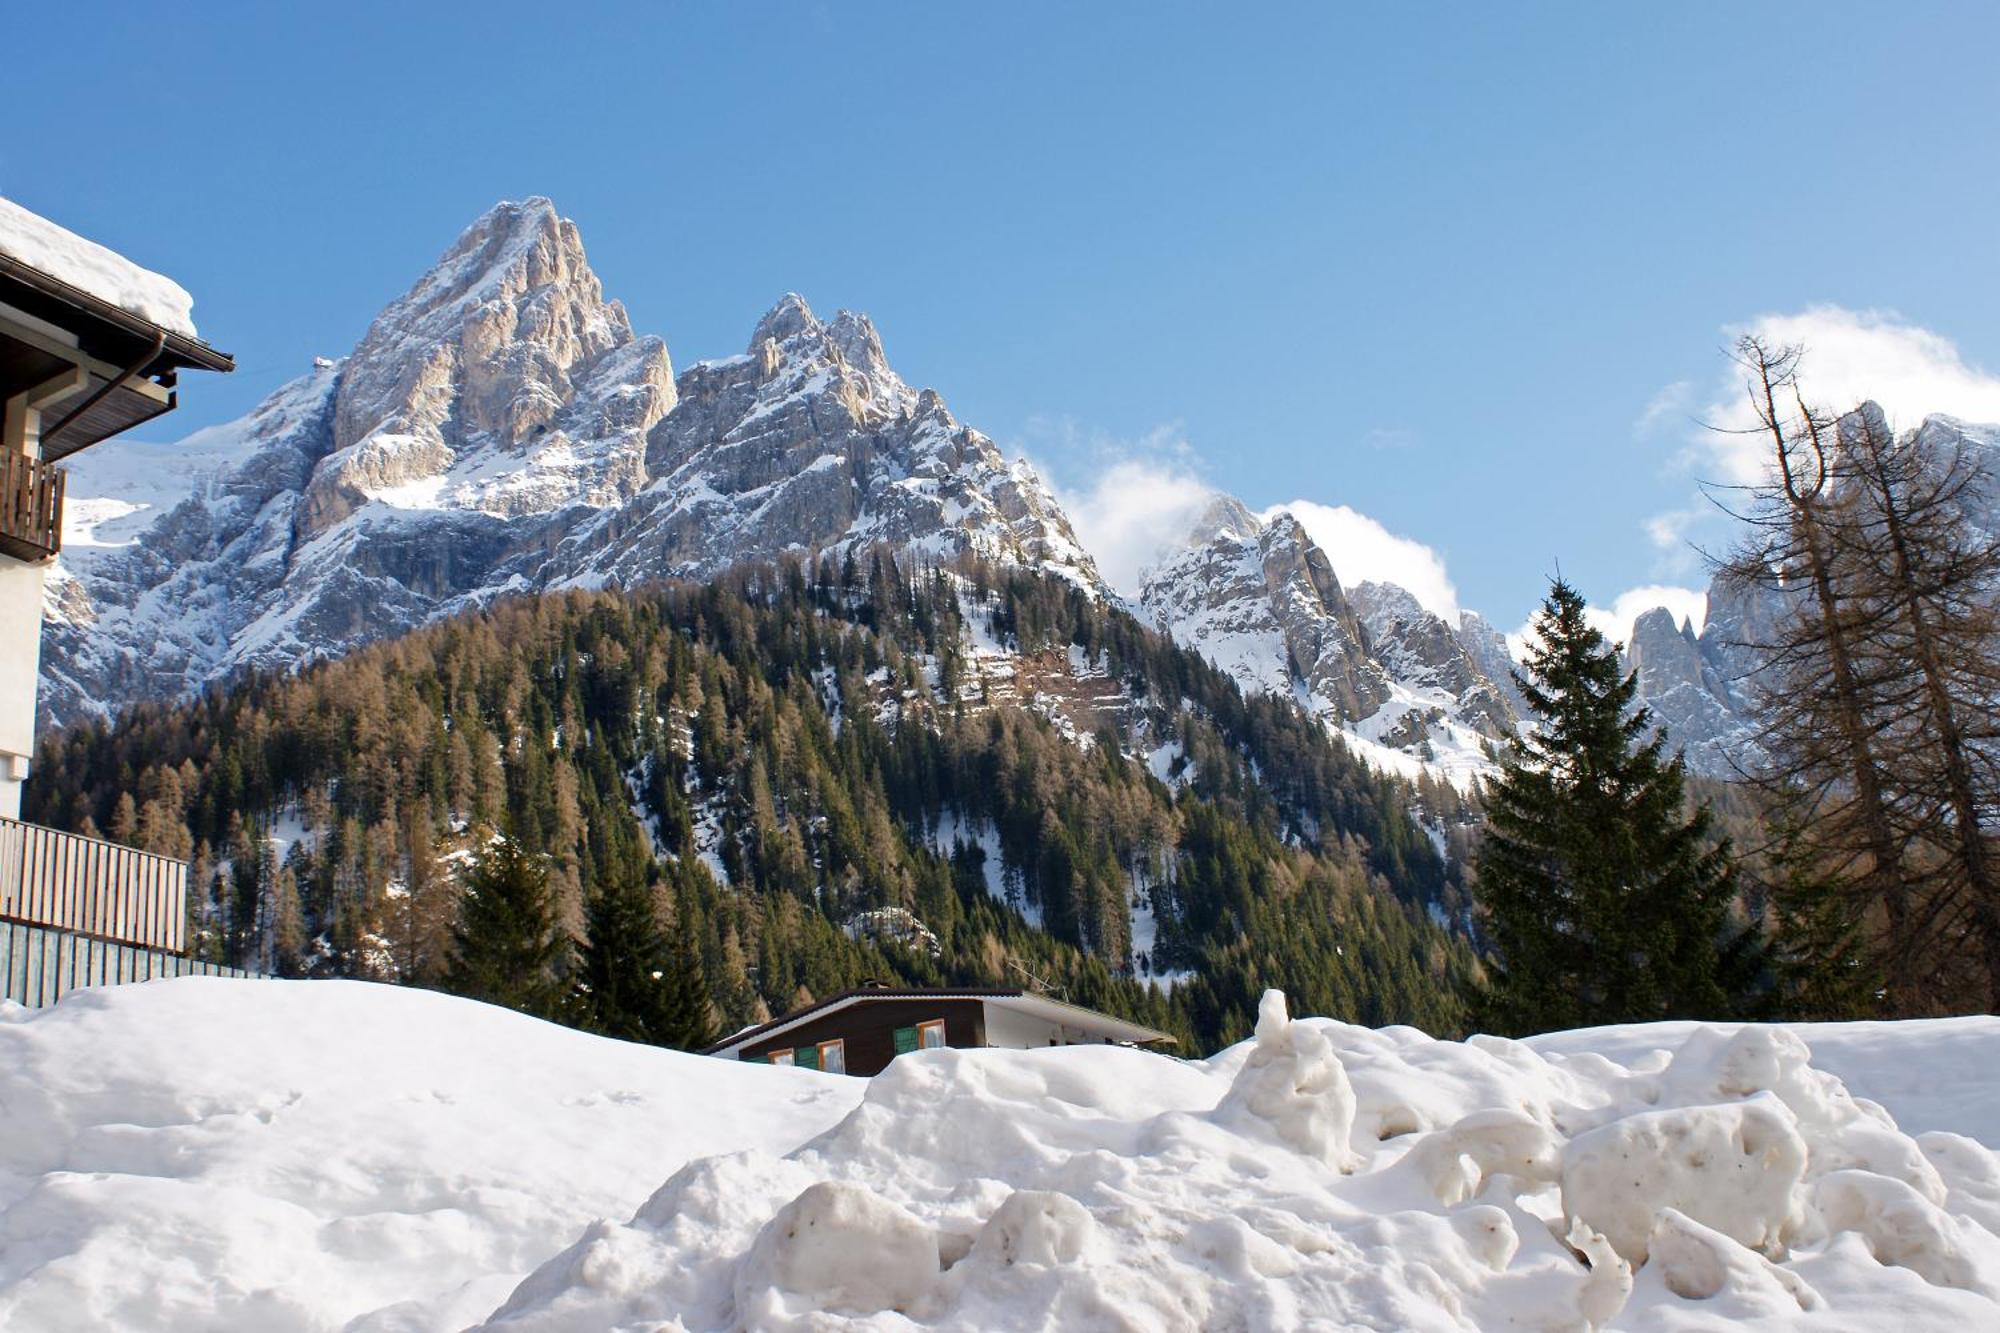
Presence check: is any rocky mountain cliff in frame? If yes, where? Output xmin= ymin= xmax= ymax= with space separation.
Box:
xmin=1137 ymin=500 xmax=1520 ymax=784
xmin=1619 ymin=407 xmax=2000 ymax=777
xmin=65 ymin=195 xmax=1981 ymax=790
xmin=42 ymin=199 xmax=1098 ymax=733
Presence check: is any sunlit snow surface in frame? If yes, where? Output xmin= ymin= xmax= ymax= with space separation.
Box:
xmin=4 ymin=981 xmax=1999 ymax=1331
xmin=0 ymin=195 xmax=199 ymax=337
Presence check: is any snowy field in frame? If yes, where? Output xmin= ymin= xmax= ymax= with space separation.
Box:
xmin=3 ymin=980 xmax=1998 ymax=1331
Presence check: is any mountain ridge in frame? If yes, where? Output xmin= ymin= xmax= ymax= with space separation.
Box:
xmin=49 ymin=195 xmax=1992 ymax=787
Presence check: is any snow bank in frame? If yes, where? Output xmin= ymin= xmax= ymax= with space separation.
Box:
xmin=6 ymin=980 xmax=2000 ymax=1330
xmin=0 ymin=195 xmax=198 ymax=337
xmin=0 ymin=978 xmax=859 ymax=1331
xmin=483 ymin=996 xmax=2000 ymax=1331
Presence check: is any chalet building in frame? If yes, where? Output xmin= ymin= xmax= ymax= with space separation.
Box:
xmin=0 ymin=197 xmax=238 ymax=1006
xmin=704 ymin=986 xmax=1176 ymax=1076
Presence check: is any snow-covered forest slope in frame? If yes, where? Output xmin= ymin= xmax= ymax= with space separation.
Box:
xmin=3 ymin=977 xmax=1997 ymax=1331
xmin=39 ymin=197 xmax=1521 ymax=781
xmin=25 ymin=569 xmax=1475 ymax=1050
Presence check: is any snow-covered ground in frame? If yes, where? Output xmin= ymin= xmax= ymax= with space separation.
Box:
xmin=0 ymin=980 xmax=858 ymax=1331
xmin=4 ymin=980 xmax=1998 ymax=1331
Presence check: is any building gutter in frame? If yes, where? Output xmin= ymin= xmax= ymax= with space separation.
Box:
xmin=0 ymin=254 xmax=233 ymax=373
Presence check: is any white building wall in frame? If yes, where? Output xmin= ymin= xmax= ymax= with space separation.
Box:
xmin=0 ymin=556 xmax=45 ymax=820
xmin=981 ymin=1002 xmax=1118 ymax=1050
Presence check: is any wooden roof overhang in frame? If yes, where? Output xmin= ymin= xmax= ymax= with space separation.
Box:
xmin=702 ymin=986 xmax=1177 ymax=1057
xmin=0 ymin=257 xmax=233 ymax=461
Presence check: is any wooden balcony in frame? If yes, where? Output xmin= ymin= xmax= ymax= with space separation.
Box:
xmin=0 ymin=815 xmax=187 ymax=953
xmin=0 ymin=450 xmax=64 ymax=562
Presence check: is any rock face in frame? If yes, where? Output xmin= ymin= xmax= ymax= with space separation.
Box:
xmin=1140 ymin=501 xmax=1518 ymax=780
xmin=1619 ymin=402 xmax=2000 ymax=778
xmin=536 ymin=293 xmax=1098 ymax=592
xmin=56 ymin=200 xmax=1991 ymax=792
xmin=1624 ymin=607 xmax=1751 ymax=777
xmin=40 ymin=199 xmax=1098 ymax=733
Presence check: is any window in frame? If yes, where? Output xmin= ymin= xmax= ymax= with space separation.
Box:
xmin=918 ymin=1019 xmax=947 ymax=1050
xmin=818 ymin=1039 xmax=846 ymax=1075
xmin=767 ymin=1049 xmax=795 ymax=1066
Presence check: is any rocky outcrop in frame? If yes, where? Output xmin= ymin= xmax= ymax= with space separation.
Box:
xmin=1349 ymin=582 xmax=1515 ymax=738
xmin=1624 ymin=607 xmax=1751 ymax=776
xmin=1141 ymin=501 xmax=1386 ymax=720
xmin=545 ymin=294 xmax=1099 ymax=591
xmin=40 ymin=201 xmax=1096 ymax=733
xmin=1141 ymin=502 xmax=1518 ymax=775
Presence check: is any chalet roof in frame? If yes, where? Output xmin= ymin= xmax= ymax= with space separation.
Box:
xmin=702 ymin=986 xmax=1176 ymax=1057
xmin=0 ymin=196 xmax=233 ymax=461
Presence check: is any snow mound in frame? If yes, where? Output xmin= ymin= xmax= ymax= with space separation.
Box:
xmin=484 ymin=992 xmax=2000 ymax=1331
xmin=0 ymin=978 xmax=859 ymax=1331
xmin=7 ymin=980 xmax=2000 ymax=1331
xmin=0 ymin=195 xmax=199 ymax=337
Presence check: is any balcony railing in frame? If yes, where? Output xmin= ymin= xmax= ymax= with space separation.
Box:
xmin=0 ymin=450 xmax=64 ymax=562
xmin=0 ymin=815 xmax=187 ymax=953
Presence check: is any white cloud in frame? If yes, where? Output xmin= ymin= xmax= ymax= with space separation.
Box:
xmin=1635 ymin=380 xmax=1695 ymax=435
xmin=1276 ymin=501 xmax=1461 ymax=624
xmin=1691 ymin=305 xmax=2000 ymax=488
xmin=1508 ymin=583 xmax=1708 ymax=662
xmin=1587 ymin=584 xmax=1708 ymax=647
xmin=1642 ymin=305 xmax=2000 ymax=559
xmin=1029 ymin=419 xmax=1217 ymax=597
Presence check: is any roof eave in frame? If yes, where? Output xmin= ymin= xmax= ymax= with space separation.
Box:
xmin=0 ymin=253 xmax=233 ymax=374
xmin=702 ymin=987 xmax=1175 ymax=1055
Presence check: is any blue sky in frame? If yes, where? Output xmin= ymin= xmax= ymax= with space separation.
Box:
xmin=7 ymin=3 xmax=1999 ymax=634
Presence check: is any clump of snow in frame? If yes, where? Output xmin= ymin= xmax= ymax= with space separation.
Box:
xmin=1562 ymin=1097 xmax=1807 ymax=1264
xmin=9 ymin=981 xmax=2000 ymax=1330
xmin=1212 ymin=989 xmax=1358 ymax=1169
xmin=737 ymin=1181 xmax=938 ymax=1319
xmin=487 ymin=995 xmax=2000 ymax=1332
xmin=0 ymin=195 xmax=198 ymax=337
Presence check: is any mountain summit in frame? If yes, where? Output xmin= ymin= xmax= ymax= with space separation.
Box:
xmin=40 ymin=200 xmax=1097 ymax=732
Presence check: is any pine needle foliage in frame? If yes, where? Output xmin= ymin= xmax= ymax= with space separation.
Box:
xmin=449 ymin=834 xmax=570 ymax=1021
xmin=1472 ymin=579 xmax=1763 ymax=1035
xmin=577 ymin=872 xmax=715 ymax=1049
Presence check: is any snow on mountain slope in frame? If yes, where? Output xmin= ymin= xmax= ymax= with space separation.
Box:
xmin=1140 ymin=497 xmax=1516 ymax=784
xmin=40 ymin=200 xmax=1097 ymax=734
xmin=8 ymin=978 xmax=1995 ymax=1331
xmin=0 ymin=978 xmax=859 ymax=1332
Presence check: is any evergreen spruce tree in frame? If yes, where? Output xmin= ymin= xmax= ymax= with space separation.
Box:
xmin=447 ymin=834 xmax=569 ymax=1020
xmin=1472 ymin=579 xmax=1762 ymax=1035
xmin=576 ymin=874 xmax=714 ymax=1049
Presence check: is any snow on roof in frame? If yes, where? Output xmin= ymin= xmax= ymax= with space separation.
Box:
xmin=0 ymin=194 xmax=198 ymax=337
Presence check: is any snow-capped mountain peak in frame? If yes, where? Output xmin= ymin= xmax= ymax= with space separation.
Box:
xmin=41 ymin=204 xmax=1098 ymax=731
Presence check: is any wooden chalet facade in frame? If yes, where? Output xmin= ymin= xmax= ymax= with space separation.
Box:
xmin=704 ymin=986 xmax=1176 ymax=1077
xmin=0 ymin=197 xmax=234 ymax=1005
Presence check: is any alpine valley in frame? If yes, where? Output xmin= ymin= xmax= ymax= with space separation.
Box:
xmin=29 ymin=197 xmax=1995 ymax=1045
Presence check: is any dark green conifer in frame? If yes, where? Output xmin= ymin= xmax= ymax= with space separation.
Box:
xmin=447 ymin=834 xmax=570 ymax=1020
xmin=577 ymin=873 xmax=716 ymax=1050
xmin=1472 ymin=579 xmax=1763 ymax=1034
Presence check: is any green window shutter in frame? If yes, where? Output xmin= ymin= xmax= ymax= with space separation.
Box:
xmin=893 ymin=1025 xmax=919 ymax=1055
xmin=796 ymin=1045 xmax=820 ymax=1071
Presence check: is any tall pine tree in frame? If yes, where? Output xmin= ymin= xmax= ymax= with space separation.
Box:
xmin=576 ymin=873 xmax=715 ymax=1050
xmin=1472 ymin=579 xmax=1762 ymax=1034
xmin=447 ymin=834 xmax=570 ymax=1021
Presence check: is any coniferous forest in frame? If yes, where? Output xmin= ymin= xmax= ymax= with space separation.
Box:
xmin=27 ymin=554 xmax=1478 ymax=1054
